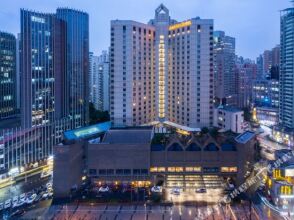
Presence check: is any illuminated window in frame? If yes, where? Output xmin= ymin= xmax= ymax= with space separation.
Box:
xmin=175 ymin=167 xmax=183 ymax=172
xmin=185 ymin=167 xmax=201 ymax=172
xmin=221 ymin=167 xmax=238 ymax=173
xmin=168 ymin=167 xmax=176 ymax=172
xmin=150 ymin=167 xmax=166 ymax=172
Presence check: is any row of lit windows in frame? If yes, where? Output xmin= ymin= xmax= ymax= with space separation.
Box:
xmin=150 ymin=166 xmax=237 ymax=173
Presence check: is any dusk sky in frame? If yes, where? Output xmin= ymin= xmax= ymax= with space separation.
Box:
xmin=0 ymin=0 xmax=291 ymax=59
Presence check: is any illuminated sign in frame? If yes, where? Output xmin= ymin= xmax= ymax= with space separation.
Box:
xmin=285 ymin=169 xmax=294 ymax=177
xmin=169 ymin=20 xmax=192 ymax=31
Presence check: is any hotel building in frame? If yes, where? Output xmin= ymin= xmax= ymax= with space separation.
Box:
xmin=110 ymin=4 xmax=214 ymax=129
xmin=53 ymin=123 xmax=256 ymax=198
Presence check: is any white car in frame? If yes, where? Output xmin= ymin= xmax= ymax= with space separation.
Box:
xmin=171 ymin=187 xmax=181 ymax=195
xmin=12 ymin=196 xmax=19 ymax=208
xmin=12 ymin=196 xmax=18 ymax=203
xmin=19 ymin=193 xmax=26 ymax=202
xmin=4 ymin=199 xmax=11 ymax=209
xmin=26 ymin=193 xmax=37 ymax=204
xmin=151 ymin=186 xmax=162 ymax=193
xmin=42 ymin=193 xmax=49 ymax=199
xmin=98 ymin=186 xmax=110 ymax=193
xmin=195 ymin=188 xmax=206 ymax=193
xmin=13 ymin=199 xmax=25 ymax=208
xmin=46 ymin=182 xmax=52 ymax=188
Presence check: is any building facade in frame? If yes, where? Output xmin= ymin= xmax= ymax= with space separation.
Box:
xmin=20 ymin=9 xmax=89 ymax=129
xmin=53 ymin=125 xmax=256 ymax=198
xmin=235 ymin=59 xmax=257 ymax=109
xmin=110 ymin=4 xmax=214 ymax=128
xmin=90 ymin=51 xmax=109 ymax=111
xmin=213 ymin=31 xmax=236 ymax=106
xmin=213 ymin=106 xmax=244 ymax=133
xmin=56 ymin=9 xmax=89 ymax=128
xmin=279 ymin=7 xmax=294 ymax=130
xmin=252 ymin=79 xmax=279 ymax=108
xmin=0 ymin=118 xmax=74 ymax=178
xmin=0 ymin=32 xmax=17 ymax=120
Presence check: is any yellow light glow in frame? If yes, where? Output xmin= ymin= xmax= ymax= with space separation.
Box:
xmin=169 ymin=20 xmax=192 ymax=31
xmin=158 ymin=35 xmax=165 ymax=118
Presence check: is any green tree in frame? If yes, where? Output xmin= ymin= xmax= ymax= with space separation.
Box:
xmin=201 ymin=127 xmax=209 ymax=134
xmin=89 ymin=102 xmax=110 ymax=125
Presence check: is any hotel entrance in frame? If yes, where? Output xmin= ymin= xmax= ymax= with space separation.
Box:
xmin=165 ymin=175 xmax=224 ymax=189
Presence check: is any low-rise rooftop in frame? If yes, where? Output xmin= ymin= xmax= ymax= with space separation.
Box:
xmin=102 ymin=128 xmax=153 ymax=144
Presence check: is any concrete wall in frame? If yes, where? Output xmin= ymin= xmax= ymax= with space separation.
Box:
xmin=53 ymin=142 xmax=84 ymax=199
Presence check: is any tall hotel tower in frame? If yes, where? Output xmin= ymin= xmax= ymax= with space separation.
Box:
xmin=110 ymin=4 xmax=214 ymax=128
xmin=279 ymin=6 xmax=294 ymax=129
xmin=20 ymin=9 xmax=89 ymax=128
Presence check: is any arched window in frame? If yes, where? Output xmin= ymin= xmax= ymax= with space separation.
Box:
xmin=167 ymin=143 xmax=184 ymax=151
xmin=186 ymin=143 xmax=201 ymax=151
xmin=204 ymin=143 xmax=219 ymax=151
xmin=221 ymin=143 xmax=236 ymax=151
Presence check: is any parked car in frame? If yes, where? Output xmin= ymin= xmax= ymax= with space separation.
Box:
xmin=35 ymin=194 xmax=42 ymax=202
xmin=46 ymin=182 xmax=52 ymax=189
xmin=26 ymin=193 xmax=37 ymax=204
xmin=171 ymin=187 xmax=181 ymax=195
xmin=151 ymin=186 xmax=162 ymax=193
xmin=12 ymin=196 xmax=19 ymax=208
xmin=98 ymin=186 xmax=110 ymax=193
xmin=42 ymin=192 xmax=49 ymax=200
xmin=4 ymin=199 xmax=11 ymax=209
xmin=19 ymin=193 xmax=26 ymax=203
xmin=12 ymin=196 xmax=18 ymax=204
xmin=195 ymin=188 xmax=207 ymax=193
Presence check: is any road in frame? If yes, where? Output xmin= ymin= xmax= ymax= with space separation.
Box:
xmin=0 ymin=173 xmax=52 ymax=203
xmin=257 ymin=125 xmax=289 ymax=160
xmin=20 ymin=203 xmax=257 ymax=220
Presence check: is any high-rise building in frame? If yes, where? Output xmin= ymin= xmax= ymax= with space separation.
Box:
xmin=20 ymin=10 xmax=66 ymax=128
xmin=89 ymin=51 xmax=109 ymax=111
xmin=279 ymin=7 xmax=294 ymax=129
xmin=20 ymin=9 xmax=89 ymax=129
xmin=256 ymin=55 xmax=264 ymax=79
xmin=213 ymin=31 xmax=236 ymax=106
xmin=56 ymin=9 xmax=89 ymax=128
xmin=235 ymin=58 xmax=257 ymax=109
xmin=110 ymin=4 xmax=214 ymax=128
xmin=0 ymin=32 xmax=17 ymax=120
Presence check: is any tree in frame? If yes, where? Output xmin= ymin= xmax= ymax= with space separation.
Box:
xmin=201 ymin=127 xmax=209 ymax=134
xmin=89 ymin=102 xmax=110 ymax=125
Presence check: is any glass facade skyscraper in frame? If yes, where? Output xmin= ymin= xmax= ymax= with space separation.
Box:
xmin=56 ymin=9 xmax=89 ymax=128
xmin=0 ymin=32 xmax=17 ymax=119
xmin=20 ymin=10 xmax=66 ymax=128
xmin=279 ymin=7 xmax=294 ymax=129
xmin=20 ymin=9 xmax=89 ymax=129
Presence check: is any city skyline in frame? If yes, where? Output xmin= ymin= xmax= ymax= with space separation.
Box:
xmin=0 ymin=0 xmax=290 ymax=60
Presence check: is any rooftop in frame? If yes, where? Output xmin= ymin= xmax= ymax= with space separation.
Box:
xmin=102 ymin=128 xmax=153 ymax=144
xmin=217 ymin=105 xmax=243 ymax=113
xmin=235 ymin=131 xmax=255 ymax=144
xmin=64 ymin=121 xmax=111 ymax=141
